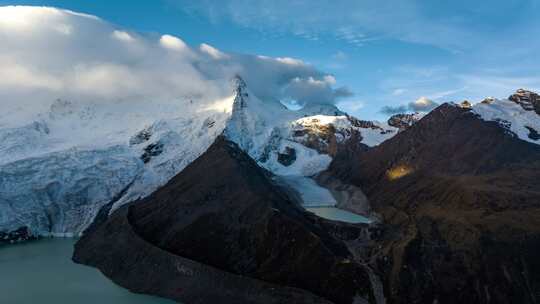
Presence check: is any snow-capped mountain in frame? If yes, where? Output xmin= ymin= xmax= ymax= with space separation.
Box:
xmin=3 ymin=64 xmax=538 ymax=239
xmin=326 ymin=99 xmax=540 ymax=304
xmin=387 ymin=112 xmax=423 ymax=131
xmin=472 ymin=89 xmax=540 ymax=144
xmin=225 ymin=76 xmax=398 ymax=176
xmin=0 ymin=76 xmax=397 ymax=237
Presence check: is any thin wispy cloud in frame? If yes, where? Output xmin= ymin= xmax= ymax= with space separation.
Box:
xmin=172 ymin=0 xmax=540 ymax=54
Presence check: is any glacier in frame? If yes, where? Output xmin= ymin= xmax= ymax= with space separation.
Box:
xmin=0 ymin=77 xmax=398 ymax=236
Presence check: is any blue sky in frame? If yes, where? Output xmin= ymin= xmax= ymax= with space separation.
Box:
xmin=2 ymin=0 xmax=539 ymax=120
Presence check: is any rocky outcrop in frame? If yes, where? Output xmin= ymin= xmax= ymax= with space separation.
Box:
xmin=480 ymin=97 xmax=496 ymax=104
xmin=509 ymin=88 xmax=540 ymax=114
xmin=316 ymin=172 xmax=372 ymax=217
xmin=74 ymin=136 xmax=377 ymax=304
xmin=459 ymin=100 xmax=472 ymax=109
xmin=387 ymin=113 xmax=420 ymax=131
xmin=277 ymin=146 xmax=297 ymax=166
xmin=290 ymin=115 xmax=394 ymax=157
xmin=140 ymin=142 xmax=164 ymax=163
xmin=291 ymin=119 xmax=341 ymax=156
xmin=526 ymin=126 xmax=540 ymax=140
xmin=129 ymin=126 xmax=152 ymax=146
xmin=327 ymin=103 xmax=540 ymax=304
xmin=0 ymin=227 xmax=36 ymax=245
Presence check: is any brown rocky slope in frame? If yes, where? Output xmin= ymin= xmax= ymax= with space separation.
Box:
xmin=74 ymin=136 xmax=379 ymax=304
xmin=327 ymin=103 xmax=540 ymax=303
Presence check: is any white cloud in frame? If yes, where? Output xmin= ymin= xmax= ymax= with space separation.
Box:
xmin=337 ymin=100 xmax=364 ymax=112
xmin=0 ymin=6 xmax=349 ymax=125
xmin=159 ymin=34 xmax=188 ymax=51
xmin=71 ymin=63 xmax=143 ymax=97
xmin=199 ymin=43 xmax=228 ymax=59
xmin=54 ymin=23 xmax=73 ymax=35
xmin=112 ymin=30 xmax=134 ymax=42
xmin=0 ymin=62 xmax=63 ymax=91
xmin=392 ymin=88 xmax=406 ymax=96
xmin=380 ymin=96 xmax=439 ymax=115
xmin=323 ymin=75 xmax=336 ymax=85
xmin=276 ymin=57 xmax=305 ymax=66
xmin=409 ymin=97 xmax=438 ymax=112
xmin=283 ymin=76 xmax=352 ymax=105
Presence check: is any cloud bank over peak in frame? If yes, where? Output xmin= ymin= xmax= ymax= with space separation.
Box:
xmin=380 ymin=96 xmax=439 ymax=115
xmin=0 ymin=6 xmax=349 ymax=126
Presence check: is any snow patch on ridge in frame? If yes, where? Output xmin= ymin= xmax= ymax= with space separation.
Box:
xmin=473 ymin=98 xmax=540 ymax=145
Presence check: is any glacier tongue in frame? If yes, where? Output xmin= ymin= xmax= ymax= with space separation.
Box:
xmin=0 ymin=146 xmax=142 ymax=236
xmin=0 ymin=97 xmax=230 ymax=236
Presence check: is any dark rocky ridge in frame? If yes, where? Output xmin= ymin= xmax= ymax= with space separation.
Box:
xmin=277 ymin=146 xmax=297 ymax=166
xmin=327 ymin=103 xmax=540 ymax=304
xmin=0 ymin=226 xmax=36 ymax=245
xmin=74 ymin=136 xmax=378 ymax=304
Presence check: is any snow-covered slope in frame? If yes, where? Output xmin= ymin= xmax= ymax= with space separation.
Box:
xmin=0 ymin=77 xmax=397 ymax=236
xmin=472 ymin=91 xmax=540 ymax=145
xmin=0 ymin=97 xmax=230 ymax=235
xmin=225 ymin=76 xmax=398 ymax=176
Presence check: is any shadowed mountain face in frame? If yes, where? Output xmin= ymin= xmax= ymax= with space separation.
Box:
xmin=74 ymin=136 xmax=376 ymax=304
xmin=327 ymin=103 xmax=540 ymax=304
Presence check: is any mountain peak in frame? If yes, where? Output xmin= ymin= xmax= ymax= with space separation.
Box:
xmin=232 ymin=76 xmax=248 ymax=110
xmin=387 ymin=112 xmax=422 ymax=131
xmin=509 ymin=88 xmax=540 ymax=114
xmin=232 ymin=75 xmax=247 ymax=96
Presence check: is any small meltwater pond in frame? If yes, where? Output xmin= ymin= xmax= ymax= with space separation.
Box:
xmin=305 ymin=206 xmax=371 ymax=224
xmin=279 ymin=175 xmax=372 ymax=224
xmin=0 ymin=239 xmax=175 ymax=304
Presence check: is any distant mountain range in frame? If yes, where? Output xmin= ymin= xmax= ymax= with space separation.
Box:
xmin=3 ymin=77 xmax=540 ymax=303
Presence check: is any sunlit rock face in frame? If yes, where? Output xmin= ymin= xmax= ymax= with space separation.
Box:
xmin=509 ymin=88 xmax=540 ymax=114
xmin=387 ymin=113 xmax=422 ymax=132
xmin=290 ymin=115 xmax=397 ymax=157
xmin=459 ymin=100 xmax=472 ymax=109
xmin=325 ymin=103 xmax=540 ymax=304
xmin=385 ymin=164 xmax=413 ymax=181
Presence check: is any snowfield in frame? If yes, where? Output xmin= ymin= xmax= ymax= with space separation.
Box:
xmin=472 ymin=98 xmax=540 ymax=145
